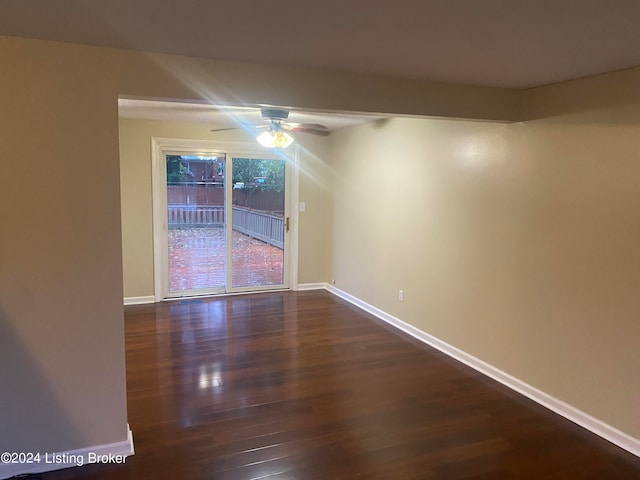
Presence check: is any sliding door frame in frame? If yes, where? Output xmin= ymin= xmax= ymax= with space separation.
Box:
xmin=151 ymin=137 xmax=299 ymax=301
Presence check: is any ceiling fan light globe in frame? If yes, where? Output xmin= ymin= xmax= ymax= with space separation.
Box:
xmin=256 ymin=130 xmax=294 ymax=148
xmin=275 ymin=131 xmax=294 ymax=148
xmin=256 ymin=131 xmax=274 ymax=147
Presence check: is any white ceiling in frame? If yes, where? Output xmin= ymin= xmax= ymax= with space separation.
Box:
xmin=118 ymin=99 xmax=384 ymax=131
xmin=3 ymin=1 xmax=640 ymax=88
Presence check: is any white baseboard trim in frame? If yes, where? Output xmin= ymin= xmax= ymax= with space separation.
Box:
xmin=0 ymin=425 xmax=134 ymax=480
xmin=325 ymin=284 xmax=640 ymax=458
xmin=124 ymin=296 xmax=155 ymax=306
xmin=297 ymin=283 xmax=328 ymax=291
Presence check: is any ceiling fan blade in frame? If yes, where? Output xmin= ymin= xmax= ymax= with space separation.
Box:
xmin=284 ymin=123 xmax=331 ymax=136
xmin=210 ymin=127 xmax=239 ymax=132
xmin=211 ymin=123 xmax=268 ymax=133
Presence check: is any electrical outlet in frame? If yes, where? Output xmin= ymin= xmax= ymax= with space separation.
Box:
xmin=331 ymin=278 xmax=336 ymax=285
xmin=399 ymin=289 xmax=404 ymax=302
xmin=299 ymin=202 xmax=306 ymax=212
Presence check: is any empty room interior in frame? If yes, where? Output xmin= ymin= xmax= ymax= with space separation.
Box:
xmin=1 ymin=2 xmax=640 ymax=479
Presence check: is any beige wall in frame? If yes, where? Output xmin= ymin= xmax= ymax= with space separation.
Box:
xmin=8 ymin=33 xmax=509 ymax=455
xmin=0 ymin=38 xmax=128 ymax=452
xmin=119 ymin=118 xmax=331 ymax=298
xmin=2 ymin=30 xmax=639 ymax=459
xmin=329 ymin=74 xmax=640 ymax=439
xmin=294 ymin=134 xmax=334 ymax=285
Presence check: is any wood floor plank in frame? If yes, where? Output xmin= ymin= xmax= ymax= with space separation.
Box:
xmin=40 ymin=291 xmax=640 ymax=479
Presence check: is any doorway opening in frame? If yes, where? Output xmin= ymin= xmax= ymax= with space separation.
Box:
xmin=153 ymin=139 xmax=295 ymax=300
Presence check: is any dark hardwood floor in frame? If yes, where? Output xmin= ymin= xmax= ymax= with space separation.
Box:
xmin=44 ymin=291 xmax=640 ymax=479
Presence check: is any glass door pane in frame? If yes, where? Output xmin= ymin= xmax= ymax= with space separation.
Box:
xmin=167 ymin=154 xmax=226 ymax=294
xmin=230 ymin=157 xmax=286 ymax=289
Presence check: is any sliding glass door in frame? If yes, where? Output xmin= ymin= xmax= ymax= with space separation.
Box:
xmin=230 ymin=156 xmax=286 ymax=289
xmin=167 ymin=154 xmax=227 ymax=295
xmin=163 ymin=150 xmax=288 ymax=298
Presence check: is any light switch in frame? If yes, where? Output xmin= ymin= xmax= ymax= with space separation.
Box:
xmin=299 ymin=202 xmax=306 ymax=212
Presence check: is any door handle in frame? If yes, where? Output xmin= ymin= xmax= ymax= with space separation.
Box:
xmin=285 ymin=217 xmax=290 ymax=233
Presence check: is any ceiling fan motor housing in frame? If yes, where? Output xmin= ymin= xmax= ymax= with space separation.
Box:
xmin=261 ymin=108 xmax=290 ymax=122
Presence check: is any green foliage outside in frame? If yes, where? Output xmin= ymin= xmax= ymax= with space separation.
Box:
xmin=232 ymin=158 xmax=285 ymax=192
xmin=166 ymin=155 xmax=194 ymax=182
xmin=167 ymin=156 xmax=284 ymax=191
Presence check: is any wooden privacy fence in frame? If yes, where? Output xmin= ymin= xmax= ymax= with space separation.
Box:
xmin=167 ymin=183 xmax=284 ymax=212
xmin=168 ymin=205 xmax=284 ymax=249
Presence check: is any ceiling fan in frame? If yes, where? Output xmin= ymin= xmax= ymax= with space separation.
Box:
xmin=211 ymin=108 xmax=330 ymax=148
